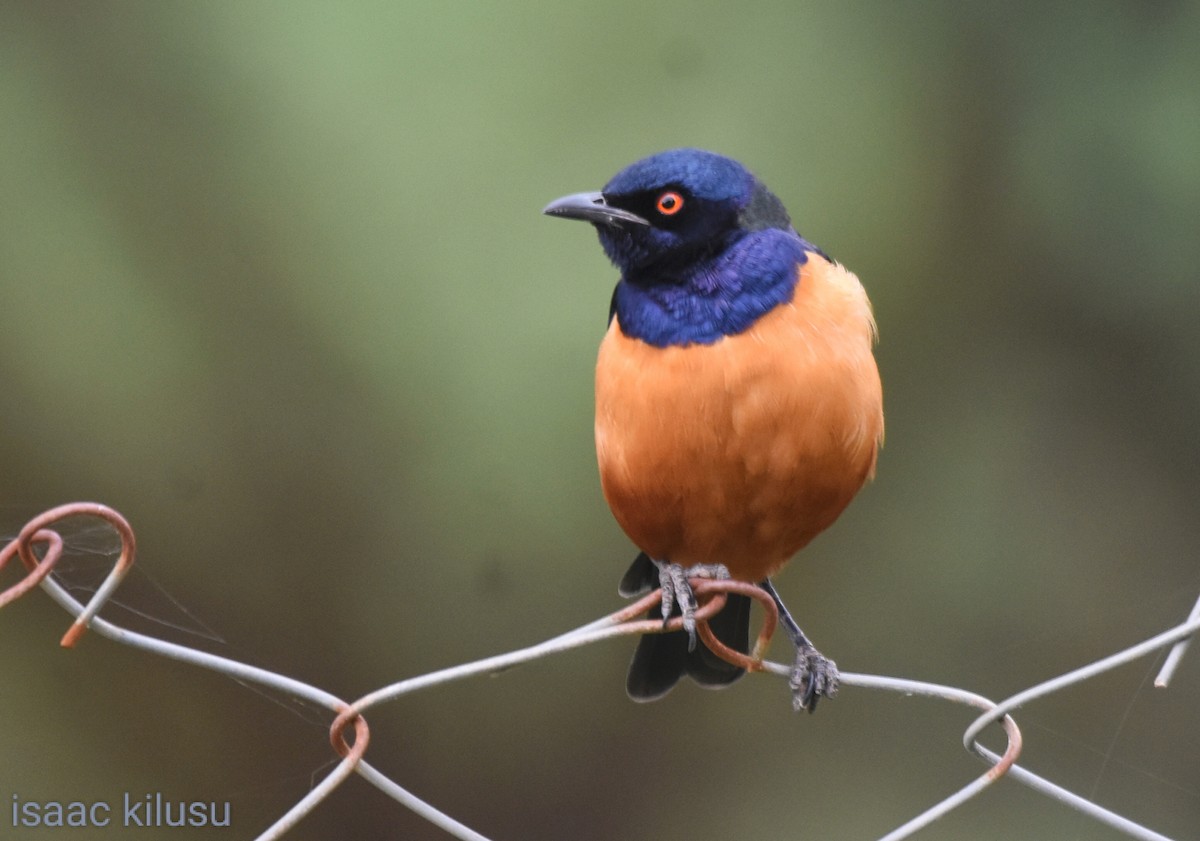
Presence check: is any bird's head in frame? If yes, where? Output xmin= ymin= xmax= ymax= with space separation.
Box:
xmin=544 ymin=149 xmax=818 ymax=346
xmin=543 ymin=148 xmax=793 ymax=280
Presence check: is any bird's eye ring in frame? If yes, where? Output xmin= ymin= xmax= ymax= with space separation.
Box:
xmin=655 ymin=191 xmax=684 ymax=216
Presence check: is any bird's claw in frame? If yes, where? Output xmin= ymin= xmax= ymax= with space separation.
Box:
xmin=789 ymin=645 xmax=839 ymax=713
xmin=655 ymin=561 xmax=730 ymax=652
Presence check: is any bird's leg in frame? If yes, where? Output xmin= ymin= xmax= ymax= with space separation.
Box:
xmin=653 ymin=559 xmax=730 ymax=652
xmin=760 ymin=579 xmax=839 ymax=712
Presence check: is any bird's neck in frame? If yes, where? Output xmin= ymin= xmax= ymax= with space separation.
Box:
xmin=612 ymin=229 xmax=811 ymax=348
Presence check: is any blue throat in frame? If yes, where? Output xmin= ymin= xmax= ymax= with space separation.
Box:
xmin=611 ymin=228 xmax=814 ymax=348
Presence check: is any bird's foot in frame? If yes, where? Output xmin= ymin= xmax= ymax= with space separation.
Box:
xmin=654 ymin=561 xmax=730 ymax=652
xmin=789 ymin=644 xmax=839 ymax=713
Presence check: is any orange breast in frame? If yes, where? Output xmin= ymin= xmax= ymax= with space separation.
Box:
xmin=594 ymin=253 xmax=883 ymax=583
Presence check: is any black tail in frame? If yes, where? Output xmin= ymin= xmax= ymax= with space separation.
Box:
xmin=620 ymin=553 xmax=751 ymax=702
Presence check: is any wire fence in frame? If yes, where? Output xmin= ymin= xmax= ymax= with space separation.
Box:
xmin=2 ymin=501 xmax=1197 ymax=840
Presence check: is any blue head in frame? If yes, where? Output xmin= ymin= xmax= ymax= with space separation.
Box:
xmin=544 ymin=148 xmax=822 ymax=347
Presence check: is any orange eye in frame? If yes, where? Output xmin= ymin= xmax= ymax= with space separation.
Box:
xmin=656 ymin=191 xmax=684 ymax=216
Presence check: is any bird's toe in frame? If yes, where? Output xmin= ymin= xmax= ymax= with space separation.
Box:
xmin=653 ymin=561 xmax=731 ymax=652
xmin=789 ymin=646 xmax=839 ymax=713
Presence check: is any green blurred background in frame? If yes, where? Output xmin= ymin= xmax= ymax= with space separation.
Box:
xmin=2 ymin=2 xmax=1198 ymax=839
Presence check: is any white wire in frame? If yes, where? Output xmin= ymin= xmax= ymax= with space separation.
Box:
xmin=8 ymin=526 xmax=1196 ymax=841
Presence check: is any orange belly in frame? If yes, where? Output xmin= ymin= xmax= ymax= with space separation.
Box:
xmin=594 ymin=253 xmax=883 ymax=583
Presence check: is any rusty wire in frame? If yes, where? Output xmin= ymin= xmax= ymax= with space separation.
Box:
xmin=2 ymin=502 xmax=1196 ymax=841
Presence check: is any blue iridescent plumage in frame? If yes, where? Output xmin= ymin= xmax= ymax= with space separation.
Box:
xmin=592 ymin=148 xmax=826 ymax=347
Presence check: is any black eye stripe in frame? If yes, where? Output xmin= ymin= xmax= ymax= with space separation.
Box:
xmin=605 ymin=188 xmax=690 ymax=221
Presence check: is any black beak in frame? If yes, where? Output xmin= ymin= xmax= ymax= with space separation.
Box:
xmin=542 ymin=191 xmax=649 ymax=228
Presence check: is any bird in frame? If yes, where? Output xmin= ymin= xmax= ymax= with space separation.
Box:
xmin=543 ymin=149 xmax=882 ymax=711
